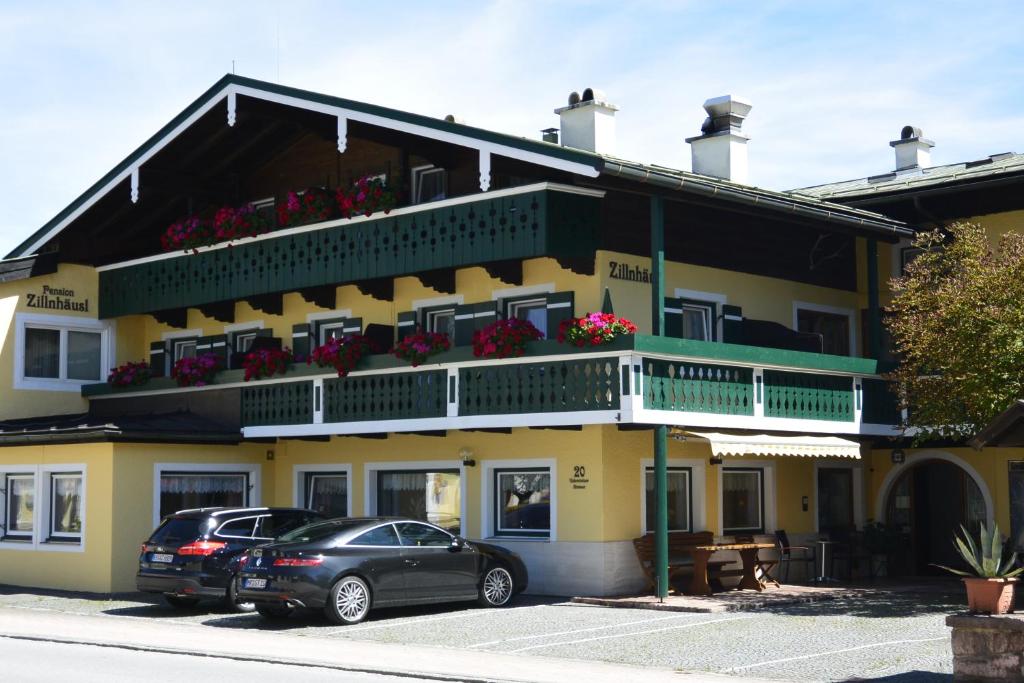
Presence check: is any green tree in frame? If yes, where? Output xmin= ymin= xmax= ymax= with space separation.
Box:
xmin=887 ymin=222 xmax=1024 ymax=443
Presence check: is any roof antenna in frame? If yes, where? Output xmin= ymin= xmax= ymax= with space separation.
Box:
xmin=231 ymin=59 xmax=235 ymax=75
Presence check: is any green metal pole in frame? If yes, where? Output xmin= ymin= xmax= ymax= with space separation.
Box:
xmin=650 ymin=195 xmax=668 ymax=599
xmin=867 ymin=239 xmax=881 ymax=359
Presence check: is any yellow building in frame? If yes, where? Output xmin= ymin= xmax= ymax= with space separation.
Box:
xmin=0 ymin=77 xmax=912 ymax=595
xmin=798 ymin=130 xmax=1024 ymax=575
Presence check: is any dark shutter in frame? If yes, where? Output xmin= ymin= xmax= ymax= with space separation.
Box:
xmin=343 ymin=317 xmax=363 ymax=336
xmin=198 ymin=334 xmax=229 ymax=366
xmin=722 ymin=304 xmax=744 ymax=344
xmin=149 ymin=341 xmax=168 ymax=378
xmin=664 ymin=297 xmax=682 ymax=338
xmin=545 ymin=292 xmax=575 ymax=340
xmin=312 ymin=316 xmax=347 ymax=344
xmin=292 ymin=323 xmax=311 ymax=359
xmin=453 ymin=304 xmax=476 ymax=346
xmin=396 ymin=311 xmax=417 ymax=343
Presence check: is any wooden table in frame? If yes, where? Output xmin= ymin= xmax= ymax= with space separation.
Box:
xmin=690 ymin=542 xmax=775 ymax=596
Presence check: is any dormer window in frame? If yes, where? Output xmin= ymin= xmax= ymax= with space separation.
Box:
xmin=411 ymin=165 xmax=447 ymax=204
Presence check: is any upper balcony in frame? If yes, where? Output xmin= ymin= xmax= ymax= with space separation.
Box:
xmin=83 ymin=335 xmax=901 ymax=438
xmin=97 ymin=183 xmax=601 ymax=319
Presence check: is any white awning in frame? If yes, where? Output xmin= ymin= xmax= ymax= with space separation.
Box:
xmin=677 ymin=430 xmax=862 ymax=459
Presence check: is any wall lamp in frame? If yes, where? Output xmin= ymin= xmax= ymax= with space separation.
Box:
xmin=459 ymin=447 xmax=476 ymax=468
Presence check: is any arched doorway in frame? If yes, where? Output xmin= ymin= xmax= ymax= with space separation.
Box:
xmin=883 ymin=458 xmax=988 ymax=575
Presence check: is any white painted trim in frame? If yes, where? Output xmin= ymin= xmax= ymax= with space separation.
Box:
xmin=97 ymin=183 xmax=602 ymax=272
xmin=13 ymin=313 xmax=115 ymax=392
xmin=481 ymin=458 xmax=557 ymax=542
xmin=716 ymin=460 xmax=776 ymax=536
xmin=491 ymin=283 xmax=555 ymax=301
xmin=636 ymin=407 xmax=892 ymax=438
xmin=412 ymin=294 xmax=464 ymax=310
xmin=674 ymin=288 xmax=728 ymax=342
xmin=0 ymin=464 xmax=87 ymax=553
xmin=223 ymin=320 xmax=264 ymax=334
xmin=306 ymin=309 xmax=354 ymax=324
xmin=152 ymin=463 xmax=261 ymax=529
xmin=874 ymin=449 xmax=994 ymax=525
xmin=161 ymin=328 xmax=202 ymax=341
xmin=640 ymin=458 xmax=707 ymax=535
xmin=812 ymin=460 xmax=865 ymax=533
xmin=363 ymin=460 xmax=466 ymax=537
xmin=792 ymin=301 xmax=858 ymax=357
xmin=292 ymin=463 xmax=353 ymax=516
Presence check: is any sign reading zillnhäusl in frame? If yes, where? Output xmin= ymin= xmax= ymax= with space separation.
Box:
xmin=25 ymin=285 xmax=89 ymax=312
xmin=608 ymin=260 xmax=651 ymax=283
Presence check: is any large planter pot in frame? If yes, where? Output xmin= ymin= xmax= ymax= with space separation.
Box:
xmin=963 ymin=577 xmax=1017 ymax=614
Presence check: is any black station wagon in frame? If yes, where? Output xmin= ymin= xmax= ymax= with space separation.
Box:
xmin=137 ymin=507 xmax=325 ymax=611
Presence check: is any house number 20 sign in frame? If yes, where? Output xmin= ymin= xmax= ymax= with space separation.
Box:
xmin=570 ymin=465 xmax=589 ymax=490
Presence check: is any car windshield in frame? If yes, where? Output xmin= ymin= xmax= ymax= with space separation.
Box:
xmin=277 ymin=519 xmax=367 ymax=544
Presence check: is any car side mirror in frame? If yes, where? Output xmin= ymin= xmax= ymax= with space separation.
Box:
xmin=449 ymin=536 xmax=466 ymax=552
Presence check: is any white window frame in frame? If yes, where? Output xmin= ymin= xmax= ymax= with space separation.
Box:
xmin=48 ymin=472 xmax=84 ymax=541
xmin=813 ymin=461 xmax=865 ymax=533
xmin=292 ymin=464 xmax=353 ymax=517
xmin=152 ymin=463 xmax=260 ymax=529
xmin=493 ymin=468 xmax=553 ymax=538
xmin=675 ymin=288 xmax=727 ymax=342
xmin=411 ymin=165 xmax=446 ymax=204
xmin=364 ymin=460 xmax=467 ymax=537
xmin=792 ymin=301 xmax=858 ymax=357
xmin=161 ymin=328 xmax=202 ymax=363
xmin=506 ymin=297 xmax=549 ymax=337
xmin=413 ymin=295 xmax=464 ymax=336
xmin=14 ymin=313 xmax=115 ymax=392
xmin=306 ymin=310 xmax=355 ymax=345
xmin=0 ymin=464 xmax=87 ymax=552
xmin=640 ymin=457 xmax=707 ymax=535
xmin=481 ymin=458 xmax=557 ymax=542
xmin=491 ymin=283 xmax=555 ymax=301
xmin=224 ymin=320 xmax=265 ymax=354
xmin=3 ymin=472 xmax=35 ymax=542
xmin=717 ymin=461 xmax=776 ymax=536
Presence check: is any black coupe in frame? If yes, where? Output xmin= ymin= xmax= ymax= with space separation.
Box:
xmin=236 ymin=517 xmax=529 ymax=624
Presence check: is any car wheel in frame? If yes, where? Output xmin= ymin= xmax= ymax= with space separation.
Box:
xmin=324 ymin=576 xmax=371 ymax=625
xmin=255 ymin=603 xmax=294 ymax=620
xmin=163 ymin=594 xmax=201 ymax=609
xmin=225 ymin=575 xmax=256 ymax=613
xmin=478 ymin=565 xmax=514 ymax=607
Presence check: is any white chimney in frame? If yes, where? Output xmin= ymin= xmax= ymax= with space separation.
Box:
xmin=554 ymin=88 xmax=617 ymax=155
xmin=890 ymin=125 xmax=934 ymax=171
xmin=685 ymin=95 xmax=752 ymax=184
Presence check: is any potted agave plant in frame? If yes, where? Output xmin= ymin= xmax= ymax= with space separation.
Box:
xmin=934 ymin=522 xmax=1023 ymax=614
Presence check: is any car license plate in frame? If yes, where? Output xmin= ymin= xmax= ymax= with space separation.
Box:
xmin=151 ymin=553 xmax=174 ymax=563
xmin=244 ymin=578 xmax=267 ymax=589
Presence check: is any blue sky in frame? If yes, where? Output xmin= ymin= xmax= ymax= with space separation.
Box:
xmin=2 ymin=1 xmax=1023 ymax=257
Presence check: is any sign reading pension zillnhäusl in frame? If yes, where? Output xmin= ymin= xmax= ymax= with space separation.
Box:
xmin=25 ymin=285 xmax=89 ymax=312
xmin=608 ymin=260 xmax=651 ymax=283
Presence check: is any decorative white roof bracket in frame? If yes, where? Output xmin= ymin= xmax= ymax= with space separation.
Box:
xmin=478 ymin=149 xmax=491 ymax=192
xmin=227 ymin=90 xmax=237 ymax=127
xmin=337 ymin=114 xmax=347 ymax=153
xmin=130 ymin=167 xmax=140 ymax=203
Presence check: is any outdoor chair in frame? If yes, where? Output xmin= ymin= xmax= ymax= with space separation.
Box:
xmin=735 ymin=534 xmax=780 ymax=587
xmin=829 ymin=529 xmax=874 ymax=580
xmin=775 ymin=529 xmax=814 ymax=582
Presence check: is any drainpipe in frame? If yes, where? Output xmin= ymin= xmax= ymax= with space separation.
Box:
xmin=651 ymin=196 xmax=669 ymax=600
xmin=867 ymin=239 xmax=881 ymax=359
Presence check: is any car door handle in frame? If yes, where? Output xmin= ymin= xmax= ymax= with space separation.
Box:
xmin=404 ymin=559 xmax=420 ymax=566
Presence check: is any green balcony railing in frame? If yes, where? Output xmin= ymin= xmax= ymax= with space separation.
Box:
xmin=459 ymin=357 xmax=620 ymax=416
xmin=642 ymin=359 xmax=754 ymax=415
xmin=241 ymin=380 xmax=314 ymax=426
xmin=98 ymin=186 xmax=599 ymax=318
xmin=324 ymin=370 xmax=447 ymax=422
xmin=763 ymin=370 xmax=853 ymax=422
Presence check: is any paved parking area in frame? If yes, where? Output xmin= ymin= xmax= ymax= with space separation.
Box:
xmin=0 ymin=587 xmax=956 ymax=681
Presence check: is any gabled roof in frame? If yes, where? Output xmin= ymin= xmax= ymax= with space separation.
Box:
xmin=6 ymin=74 xmax=911 ymax=260
xmin=0 ymin=411 xmax=241 ymax=445
xmin=793 ymin=152 xmax=1024 ymax=201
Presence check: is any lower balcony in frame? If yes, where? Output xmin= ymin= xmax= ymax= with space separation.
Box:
xmin=83 ymin=336 xmax=901 ymax=437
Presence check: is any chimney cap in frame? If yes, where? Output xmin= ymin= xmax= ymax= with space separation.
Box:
xmin=890 ymin=124 xmax=934 ymax=148
xmin=686 ymin=95 xmax=752 ymax=142
xmin=554 ymin=87 xmax=618 ymax=114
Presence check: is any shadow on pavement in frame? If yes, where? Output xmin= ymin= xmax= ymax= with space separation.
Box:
xmin=849 ymin=672 xmax=953 ymax=682
xmin=758 ymin=588 xmax=964 ymax=618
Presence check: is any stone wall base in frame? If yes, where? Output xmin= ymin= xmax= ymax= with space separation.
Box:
xmin=947 ymin=613 xmax=1024 ymax=681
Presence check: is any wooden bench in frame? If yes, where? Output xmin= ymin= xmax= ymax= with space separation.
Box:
xmin=632 ymin=531 xmax=741 ymax=594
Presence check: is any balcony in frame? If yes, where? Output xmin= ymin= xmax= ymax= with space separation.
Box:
xmin=83 ymin=336 xmax=900 ymax=437
xmin=97 ymin=183 xmax=601 ymax=318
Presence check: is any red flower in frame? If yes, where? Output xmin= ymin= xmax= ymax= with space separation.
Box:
xmin=472 ymin=319 xmax=543 ymax=359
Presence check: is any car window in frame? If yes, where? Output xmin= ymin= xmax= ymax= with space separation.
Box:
xmin=349 ymin=524 xmax=400 ymax=546
xmin=277 ymin=519 xmax=365 ymax=544
xmin=395 ymin=522 xmax=451 ymax=547
xmin=149 ymin=517 xmax=205 ymax=544
xmin=216 ymin=517 xmax=257 ymax=538
xmin=258 ymin=512 xmax=312 ymax=539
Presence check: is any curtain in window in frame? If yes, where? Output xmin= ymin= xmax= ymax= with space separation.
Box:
xmin=53 ymin=476 xmax=82 ymax=534
xmin=24 ymin=328 xmax=60 ymax=379
xmin=67 ymin=331 xmax=101 ymax=380
xmin=723 ymin=470 xmax=762 ymax=531
xmin=9 ymin=477 xmax=34 ymax=533
xmin=377 ymin=472 xmax=460 ymax=531
xmin=645 ymin=469 xmax=690 ymax=532
xmin=159 ymin=474 xmax=246 ymax=517
xmin=681 ymin=308 xmax=709 ymax=341
xmin=308 ymin=474 xmax=348 ymax=518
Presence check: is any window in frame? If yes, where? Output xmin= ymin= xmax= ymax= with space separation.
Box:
xmin=258 ymin=511 xmax=314 ymax=539
xmin=495 ymin=469 xmax=551 ymax=537
xmin=395 ymin=521 xmax=452 ymax=547
xmin=233 ymin=330 xmax=259 ymax=354
xmin=159 ymin=472 xmax=248 ymax=518
xmin=422 ymin=305 xmax=456 ymax=339
xmin=49 ymin=473 xmax=82 ymax=540
xmin=411 ymin=165 xmax=447 ymax=204
xmin=319 ymin=322 xmax=347 ymax=344
xmin=16 ymin=313 xmax=111 ymax=389
xmin=351 ymin=524 xmax=400 ymax=546
xmin=376 ymin=470 xmax=460 ymax=532
xmin=900 ymin=246 xmax=925 ymax=275
xmin=644 ymin=467 xmax=692 ymax=533
xmin=173 ymin=338 xmax=198 ymax=362
xmin=5 ymin=474 xmax=34 ymax=540
xmin=681 ymin=301 xmax=715 ymax=341
xmin=304 ymin=472 xmax=348 ymax=518
xmin=722 ymin=468 xmax=764 ymax=534
xmin=251 ymin=197 xmax=275 ymax=225
xmin=1010 ymin=462 xmax=1024 ymax=552
xmin=216 ymin=517 xmax=257 ymax=539
xmin=506 ymin=297 xmax=548 ymax=338
xmin=817 ymin=468 xmax=854 ymax=534
xmin=797 ymin=308 xmax=851 ymax=356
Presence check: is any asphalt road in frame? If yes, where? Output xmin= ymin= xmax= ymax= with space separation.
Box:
xmin=0 ymin=588 xmax=957 ymax=681
xmin=0 ymin=636 xmax=427 ymax=683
